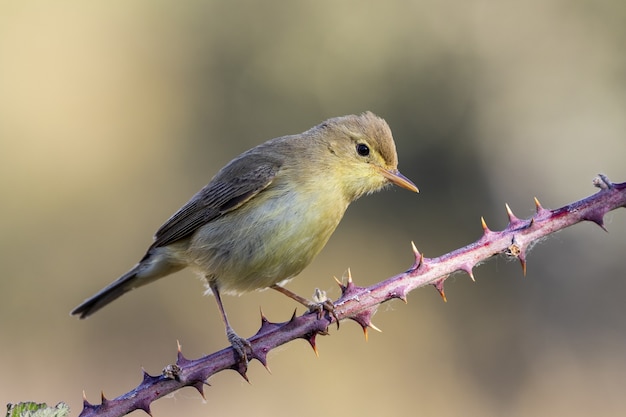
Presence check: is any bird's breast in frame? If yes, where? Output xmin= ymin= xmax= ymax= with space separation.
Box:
xmin=187 ymin=185 xmax=349 ymax=294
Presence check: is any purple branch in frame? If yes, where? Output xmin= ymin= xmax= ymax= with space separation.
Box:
xmin=79 ymin=175 xmax=626 ymax=417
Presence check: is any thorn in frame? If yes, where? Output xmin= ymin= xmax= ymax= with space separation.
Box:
xmin=141 ymin=368 xmax=155 ymax=384
xmin=191 ymin=381 xmax=207 ymax=400
xmin=289 ymin=308 xmax=297 ymax=322
xmin=361 ymin=320 xmax=382 ymax=342
xmin=463 ymin=266 xmax=476 ymax=282
xmin=505 ymin=203 xmax=515 ymax=220
xmin=410 ymin=241 xmax=424 ymax=270
xmin=505 ymin=203 xmax=523 ymax=229
xmin=308 ymin=334 xmax=320 ymax=357
xmin=368 ymin=321 xmax=382 ymax=333
xmin=585 ymin=213 xmax=609 ymax=232
xmin=237 ymin=367 xmax=250 ymax=383
xmin=82 ymin=391 xmax=94 ymax=409
xmin=416 ymin=252 xmax=425 ymax=270
xmin=349 ymin=306 xmax=379 ymax=335
xmin=432 ymin=277 xmax=447 ymax=302
xmin=517 ymin=240 xmax=526 ymax=276
xmin=100 ymin=391 xmax=109 ymax=406
xmin=342 ymin=268 xmax=357 ymax=293
xmin=533 ymin=196 xmax=551 ymax=217
xmin=255 ymin=352 xmax=272 ymax=374
xmin=519 ymin=253 xmax=527 ymax=276
xmin=256 ymin=309 xmax=282 ymax=334
xmin=411 ymin=240 xmax=419 ymax=256
xmin=137 ymin=400 xmax=153 ymax=417
xmin=176 ymin=342 xmax=189 ymax=367
xmin=333 ymin=275 xmax=345 ymax=291
xmin=481 ymin=216 xmax=490 ymax=232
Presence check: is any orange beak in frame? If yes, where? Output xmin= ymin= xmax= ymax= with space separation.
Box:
xmin=378 ymin=167 xmax=419 ymax=193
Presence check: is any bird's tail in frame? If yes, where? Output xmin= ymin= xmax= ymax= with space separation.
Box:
xmin=70 ymin=267 xmax=142 ymax=319
xmin=72 ymin=248 xmax=187 ymax=319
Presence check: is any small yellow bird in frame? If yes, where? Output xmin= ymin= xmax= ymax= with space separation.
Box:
xmin=71 ymin=111 xmax=418 ymax=360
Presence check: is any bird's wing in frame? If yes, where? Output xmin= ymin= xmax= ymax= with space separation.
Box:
xmin=150 ymin=153 xmax=283 ymax=249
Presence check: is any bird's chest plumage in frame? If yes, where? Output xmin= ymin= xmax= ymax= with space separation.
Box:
xmin=187 ymin=181 xmax=349 ymax=294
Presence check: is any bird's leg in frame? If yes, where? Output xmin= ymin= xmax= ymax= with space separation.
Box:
xmin=209 ymin=281 xmax=251 ymax=363
xmin=270 ymin=284 xmax=339 ymax=328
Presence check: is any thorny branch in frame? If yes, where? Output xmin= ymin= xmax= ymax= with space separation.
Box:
xmin=79 ymin=175 xmax=626 ymax=417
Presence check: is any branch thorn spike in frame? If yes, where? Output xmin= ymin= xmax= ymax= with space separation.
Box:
xmin=308 ymin=333 xmax=320 ymax=357
xmin=137 ymin=400 xmax=153 ymax=417
xmin=432 ymin=277 xmax=447 ymax=302
xmin=533 ymin=196 xmax=551 ymax=217
xmin=519 ymin=253 xmax=527 ymax=276
xmin=176 ymin=341 xmax=189 ymax=366
xmin=415 ymin=253 xmax=426 ymax=273
xmin=342 ymin=268 xmax=357 ymax=292
xmin=250 ymin=347 xmax=270 ymax=370
xmin=464 ymin=266 xmax=476 ymax=282
xmin=333 ymin=275 xmax=346 ymax=291
xmin=505 ymin=203 xmax=514 ymax=218
xmin=585 ymin=213 xmax=608 ymax=232
xmin=411 ymin=240 xmax=419 ymax=256
xmin=100 ymin=391 xmax=109 ymax=407
xmin=237 ymin=366 xmax=250 ymax=383
xmin=141 ymin=367 xmax=157 ymax=385
xmin=254 ymin=350 xmax=272 ymax=374
xmin=82 ymin=391 xmax=94 ymax=409
xmin=505 ymin=203 xmax=523 ymax=227
xmin=368 ymin=321 xmax=382 ymax=334
xmin=481 ymin=216 xmax=490 ymax=232
xmin=410 ymin=241 xmax=424 ymax=269
xmin=191 ymin=381 xmax=207 ymax=400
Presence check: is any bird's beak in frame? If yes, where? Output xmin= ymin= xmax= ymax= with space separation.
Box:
xmin=377 ymin=167 xmax=419 ymax=193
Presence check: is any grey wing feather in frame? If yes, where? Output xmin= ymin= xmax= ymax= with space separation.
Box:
xmin=150 ymin=155 xmax=282 ymax=249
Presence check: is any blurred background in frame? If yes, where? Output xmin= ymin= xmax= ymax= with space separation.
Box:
xmin=1 ymin=1 xmax=625 ymax=416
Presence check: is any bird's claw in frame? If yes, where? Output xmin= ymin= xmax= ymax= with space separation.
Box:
xmin=227 ymin=328 xmax=252 ymax=364
xmin=308 ymin=289 xmax=339 ymax=329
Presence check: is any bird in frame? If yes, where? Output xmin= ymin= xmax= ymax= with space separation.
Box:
xmin=71 ymin=111 xmax=418 ymax=361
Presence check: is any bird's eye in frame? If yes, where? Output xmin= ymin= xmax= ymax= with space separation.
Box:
xmin=356 ymin=143 xmax=370 ymax=157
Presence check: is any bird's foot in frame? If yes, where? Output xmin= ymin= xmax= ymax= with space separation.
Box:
xmin=270 ymin=284 xmax=339 ymax=328
xmin=307 ymin=288 xmax=339 ymax=329
xmin=226 ymin=327 xmax=252 ymax=364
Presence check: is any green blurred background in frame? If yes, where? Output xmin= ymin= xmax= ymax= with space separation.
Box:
xmin=1 ymin=1 xmax=625 ymax=416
